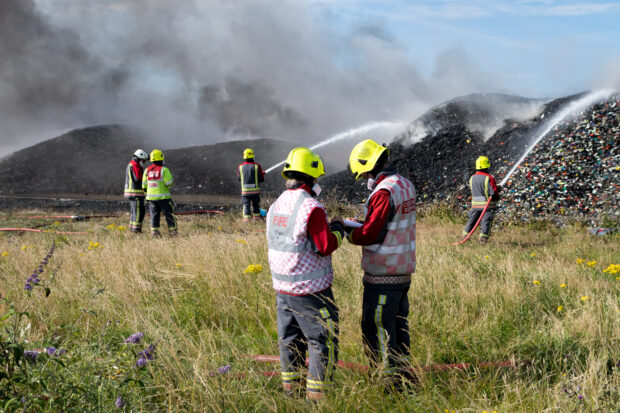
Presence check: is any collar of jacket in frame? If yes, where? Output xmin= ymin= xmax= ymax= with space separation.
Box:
xmin=374 ymin=165 xmax=398 ymax=185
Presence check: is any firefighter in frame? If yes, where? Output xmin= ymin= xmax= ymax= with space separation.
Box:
xmin=237 ymin=148 xmax=265 ymax=221
xmin=462 ymin=156 xmax=501 ymax=244
xmin=142 ymin=149 xmax=178 ymax=237
xmin=347 ymin=139 xmax=417 ymax=389
xmin=266 ymin=147 xmax=345 ymax=401
xmin=124 ymin=149 xmax=149 ymax=233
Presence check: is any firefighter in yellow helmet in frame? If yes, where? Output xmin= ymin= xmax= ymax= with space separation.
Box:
xmin=266 ymin=147 xmax=345 ymax=400
xmin=237 ymin=148 xmax=265 ymax=221
xmin=462 ymin=156 xmax=501 ymax=244
xmin=347 ymin=139 xmax=417 ymax=390
xmin=142 ymin=149 xmax=178 ymax=237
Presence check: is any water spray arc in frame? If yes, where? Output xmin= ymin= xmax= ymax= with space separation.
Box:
xmin=499 ymin=90 xmax=613 ymax=186
xmin=264 ymin=121 xmax=405 ymax=174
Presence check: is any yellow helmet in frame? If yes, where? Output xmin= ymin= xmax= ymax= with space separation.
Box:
xmin=243 ymin=148 xmax=254 ymax=159
xmin=348 ymin=139 xmax=389 ymax=180
xmin=475 ymin=156 xmax=490 ymax=170
xmin=281 ymin=147 xmax=325 ymax=179
xmin=150 ymin=149 xmax=164 ymax=162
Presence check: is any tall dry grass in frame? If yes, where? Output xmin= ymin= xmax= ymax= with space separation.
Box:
xmin=0 ymin=208 xmax=618 ymax=412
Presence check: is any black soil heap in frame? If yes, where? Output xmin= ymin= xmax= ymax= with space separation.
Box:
xmin=322 ymin=93 xmax=619 ymax=222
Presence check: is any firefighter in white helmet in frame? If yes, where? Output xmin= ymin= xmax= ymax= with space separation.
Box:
xmin=142 ymin=149 xmax=177 ymax=237
xmin=124 ymin=149 xmax=149 ymax=233
xmin=347 ymin=139 xmax=417 ymax=390
xmin=266 ymin=147 xmax=345 ymax=401
xmin=237 ymin=148 xmax=265 ymax=221
xmin=462 ymin=156 xmax=501 ymax=244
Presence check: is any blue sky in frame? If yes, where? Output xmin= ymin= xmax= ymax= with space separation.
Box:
xmin=307 ymin=0 xmax=620 ymax=96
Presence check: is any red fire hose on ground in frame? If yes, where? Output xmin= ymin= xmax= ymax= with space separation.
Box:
xmin=176 ymin=210 xmax=224 ymax=216
xmin=450 ymin=198 xmax=492 ymax=246
xmin=217 ymin=355 xmax=525 ymax=379
xmin=0 ymin=228 xmax=89 ymax=234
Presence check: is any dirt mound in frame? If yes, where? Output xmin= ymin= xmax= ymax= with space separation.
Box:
xmin=0 ymin=125 xmax=149 ymax=195
xmin=0 ymin=124 xmax=292 ymax=198
xmin=322 ymin=93 xmax=619 ymax=222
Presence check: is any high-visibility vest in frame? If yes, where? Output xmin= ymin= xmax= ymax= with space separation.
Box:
xmin=142 ymin=164 xmax=174 ymax=200
xmin=267 ymin=188 xmax=334 ymax=296
xmin=239 ymin=162 xmax=262 ymax=195
xmin=361 ymin=174 xmax=416 ymax=276
xmin=469 ymin=172 xmax=497 ymax=209
xmin=124 ymin=160 xmax=145 ymax=198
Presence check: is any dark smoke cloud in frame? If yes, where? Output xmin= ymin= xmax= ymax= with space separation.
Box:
xmin=1 ymin=0 xmax=517 ymax=158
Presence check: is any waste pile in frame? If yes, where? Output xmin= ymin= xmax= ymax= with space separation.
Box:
xmin=322 ymin=93 xmax=619 ymax=223
xmin=499 ymin=96 xmax=619 ymax=221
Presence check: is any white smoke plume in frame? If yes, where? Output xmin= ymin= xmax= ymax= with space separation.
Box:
xmin=2 ymin=0 xmax=613 ymax=158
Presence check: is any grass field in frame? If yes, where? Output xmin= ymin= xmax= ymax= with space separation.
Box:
xmin=0 ymin=206 xmax=618 ymax=412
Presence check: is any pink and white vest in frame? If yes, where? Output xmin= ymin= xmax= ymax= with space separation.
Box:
xmin=267 ymin=188 xmax=333 ymax=296
xmin=362 ymin=174 xmax=416 ymax=276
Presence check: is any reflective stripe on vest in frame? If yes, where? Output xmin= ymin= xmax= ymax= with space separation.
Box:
xmin=144 ymin=165 xmax=172 ymax=200
xmin=267 ymin=189 xmax=334 ymax=295
xmin=124 ymin=162 xmax=145 ymax=198
xmin=361 ymin=174 xmax=416 ymax=276
xmin=470 ymin=173 xmax=495 ymax=208
xmin=240 ymin=163 xmax=261 ymax=195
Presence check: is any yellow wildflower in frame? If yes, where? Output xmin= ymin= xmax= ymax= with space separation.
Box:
xmin=557 ymin=305 xmax=563 ymax=312
xmin=533 ymin=280 xmax=541 ymax=286
xmin=530 ymin=252 xmax=536 ymax=257
xmin=217 ymin=226 xmax=223 ymax=231
xmin=175 ymin=263 xmax=182 ymax=268
xmin=602 ymin=264 xmax=620 ymax=274
xmin=484 ymin=255 xmax=490 ymax=259
xmin=237 ymin=239 xmax=247 ymax=245
xmin=1 ymin=251 xmax=8 ymax=256
xmin=586 ymin=261 xmax=596 ymax=267
xmin=78 ymin=254 xmax=84 ymax=257
xmin=580 ymin=295 xmax=590 ymax=302
xmin=21 ymin=246 xmax=28 ymax=250
xmin=560 ymin=283 xmax=566 ymax=288
xmin=243 ymin=264 xmax=264 ymax=274
xmin=576 ymin=258 xmax=585 ymax=264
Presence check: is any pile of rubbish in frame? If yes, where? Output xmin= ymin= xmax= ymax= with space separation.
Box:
xmin=499 ymin=97 xmax=619 ymax=220
xmin=323 ymin=93 xmax=619 ymax=223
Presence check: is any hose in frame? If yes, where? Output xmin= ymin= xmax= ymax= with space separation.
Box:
xmin=0 ymin=228 xmax=88 ymax=234
xmin=176 ymin=210 xmax=224 ymax=216
xmin=450 ymin=197 xmax=492 ymax=246
xmin=229 ymin=354 xmax=524 ymax=379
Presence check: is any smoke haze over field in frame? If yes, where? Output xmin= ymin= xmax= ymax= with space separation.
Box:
xmin=1 ymin=0 xmax=619 ymax=158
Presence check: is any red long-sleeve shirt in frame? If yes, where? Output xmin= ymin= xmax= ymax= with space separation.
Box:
xmin=294 ymin=184 xmax=341 ymax=256
xmin=349 ymin=175 xmax=393 ymax=245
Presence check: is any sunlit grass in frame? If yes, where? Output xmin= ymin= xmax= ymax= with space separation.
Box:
xmin=0 ymin=208 xmax=618 ymax=411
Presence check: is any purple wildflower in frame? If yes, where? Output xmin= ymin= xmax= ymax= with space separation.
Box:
xmin=32 ymin=278 xmax=40 ymax=284
xmin=124 ymin=332 xmax=144 ymax=344
xmin=115 ymin=396 xmax=125 ymax=408
xmin=135 ymin=357 xmax=148 ymax=368
xmin=217 ymin=364 xmax=231 ymax=374
xmin=24 ymin=350 xmax=39 ymax=361
xmin=578 ymin=395 xmax=583 ymax=400
xmin=24 ymin=283 xmax=33 ymax=291
xmin=45 ymin=346 xmax=66 ymax=356
xmin=138 ymin=344 xmax=156 ymax=361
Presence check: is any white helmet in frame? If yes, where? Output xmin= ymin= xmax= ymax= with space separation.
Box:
xmin=133 ymin=149 xmax=149 ymax=161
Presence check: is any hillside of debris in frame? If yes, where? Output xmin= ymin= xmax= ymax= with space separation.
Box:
xmin=0 ymin=125 xmax=290 ymax=197
xmin=322 ymin=93 xmax=619 ymax=222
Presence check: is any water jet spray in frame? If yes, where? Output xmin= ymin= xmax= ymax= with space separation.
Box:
xmin=499 ymin=90 xmax=613 ymax=186
xmin=264 ymin=121 xmax=405 ymax=174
